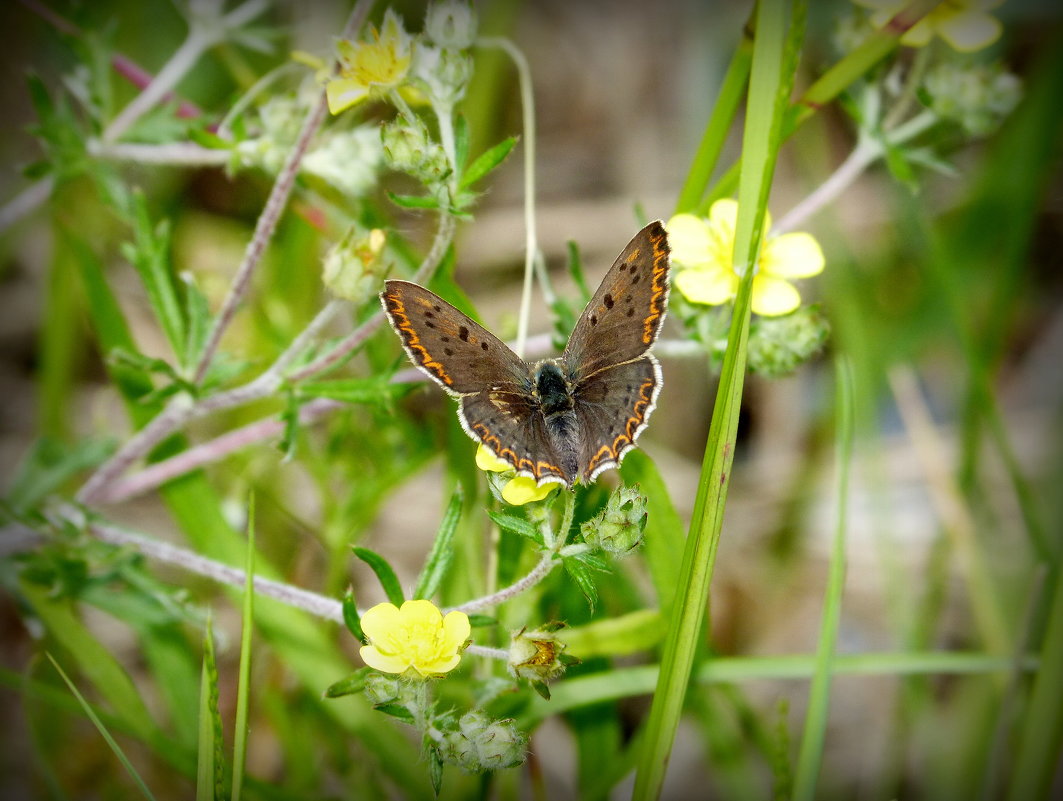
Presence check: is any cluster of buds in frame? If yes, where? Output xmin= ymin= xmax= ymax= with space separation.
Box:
xmin=923 ymin=60 xmax=1022 ymax=137
xmin=381 ymin=115 xmax=451 ymax=184
xmin=581 ymin=485 xmax=648 ymax=555
xmin=440 ymin=711 xmax=526 ymax=773
xmin=746 ymin=305 xmax=831 ymax=378
xmin=414 ymin=1 xmax=477 ymax=107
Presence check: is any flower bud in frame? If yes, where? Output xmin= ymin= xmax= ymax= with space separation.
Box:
xmin=424 ymin=0 xmax=478 ymax=50
xmin=322 ymin=227 xmax=388 ymax=304
xmin=441 ymin=711 xmax=526 ymax=773
xmin=507 ymin=624 xmax=569 ymax=684
xmin=746 ymin=304 xmax=830 ymax=378
xmin=363 ymin=671 xmax=401 ymax=706
xmin=413 ymin=44 xmax=473 ymax=106
xmin=581 ymin=485 xmax=648 ymax=555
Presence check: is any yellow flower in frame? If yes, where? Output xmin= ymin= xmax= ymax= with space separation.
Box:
xmin=359 ymin=599 xmax=470 ymax=678
xmin=853 ymin=0 xmax=1004 ymax=52
xmin=476 ymin=445 xmax=559 ymax=506
xmin=326 ymin=9 xmax=413 ymax=114
xmin=667 ymin=200 xmax=825 ymax=317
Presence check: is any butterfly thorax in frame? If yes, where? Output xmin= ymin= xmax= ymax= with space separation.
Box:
xmin=533 ymin=360 xmax=574 ymax=416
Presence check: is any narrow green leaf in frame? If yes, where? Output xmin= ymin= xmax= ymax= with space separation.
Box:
xmin=674 ymin=29 xmax=752 ymax=213
xmin=387 ymin=191 xmax=441 ymax=210
xmin=633 ymin=2 xmax=793 ymax=797
xmin=459 ymin=136 xmax=518 ymax=189
xmin=562 ymin=553 xmax=607 ymax=611
xmin=453 ymin=113 xmax=470 ymax=175
xmin=792 ymin=357 xmax=854 ymax=801
xmin=125 ymin=191 xmax=186 ymax=365
xmin=231 ymin=497 xmax=255 ymax=801
xmin=467 ymin=614 xmax=497 ymax=628
xmin=47 ymin=654 xmax=159 ymax=801
xmin=196 ymin=612 xmax=223 ymax=801
xmin=352 ymin=546 xmax=405 ymax=606
xmin=180 ymin=272 xmax=212 ymax=373
xmin=324 ymin=668 xmax=372 ymax=698
xmin=20 ymin=581 xmax=156 ymax=741
xmin=565 ymin=239 xmax=591 ymax=304
xmin=428 ymin=746 xmax=444 ymax=796
xmin=297 ymin=377 xmax=406 ymax=404
xmin=487 ymin=511 xmax=542 ymax=544
xmin=4 ymin=437 xmax=113 ymax=517
xmin=413 ymin=487 xmax=463 ymax=600
xmin=374 ymin=704 xmax=416 ymax=724
xmin=341 ymin=590 xmax=366 ymax=645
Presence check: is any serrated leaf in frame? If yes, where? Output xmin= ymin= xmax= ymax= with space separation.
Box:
xmin=180 ymin=272 xmax=211 ymax=373
xmin=413 ymin=487 xmax=462 ymax=600
xmin=562 ymin=556 xmax=599 ymax=611
xmin=324 ymin=667 xmax=372 ymax=698
xmin=342 ymin=588 xmax=364 ymax=642
xmin=352 ymin=546 xmax=405 ymax=607
xmin=460 ymin=136 xmax=518 ymax=189
xmin=374 ymin=704 xmax=416 ymax=724
xmin=487 ymin=511 xmax=543 ymax=544
xmin=387 ymin=191 xmax=440 ymax=210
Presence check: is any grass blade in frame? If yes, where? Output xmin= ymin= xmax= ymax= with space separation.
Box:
xmin=46 ymin=654 xmax=159 ymax=801
xmin=792 ymin=357 xmax=854 ymax=801
xmin=231 ymin=496 xmax=256 ymax=801
xmin=632 ymin=2 xmax=793 ymax=797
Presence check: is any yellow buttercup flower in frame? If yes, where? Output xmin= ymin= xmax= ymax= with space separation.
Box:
xmin=359 ymin=599 xmax=470 ymax=678
xmin=853 ymin=0 xmax=1004 ymax=52
xmin=667 ymin=201 xmax=825 ymax=317
xmin=476 ymin=445 xmax=558 ymax=506
xmin=326 ymin=9 xmax=413 ymax=114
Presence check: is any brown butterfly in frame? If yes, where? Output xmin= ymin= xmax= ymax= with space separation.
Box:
xmin=381 ymin=221 xmax=670 ymax=487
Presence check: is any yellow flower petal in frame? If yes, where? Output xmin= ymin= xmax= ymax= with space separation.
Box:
xmin=501 ymin=476 xmax=557 ymax=506
xmin=751 ymin=275 xmax=801 ymax=316
xmin=326 ymin=77 xmax=370 ymax=114
xmin=413 ymin=653 xmax=461 ymax=677
xmin=359 ymin=601 xmax=402 ymax=641
xmin=937 ymin=10 xmax=1002 ymax=51
xmin=442 ymin=610 xmax=472 ymax=649
xmin=665 ymin=214 xmax=713 ymax=267
xmin=476 ymin=444 xmax=511 ymax=473
xmin=707 ymin=198 xmax=739 ymax=231
xmin=761 ymin=232 xmax=825 ymax=279
xmin=359 ymin=644 xmax=411 ymax=673
xmin=675 ymin=266 xmax=738 ymax=305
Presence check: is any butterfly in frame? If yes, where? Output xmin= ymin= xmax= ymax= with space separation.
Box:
xmin=380 ymin=221 xmax=670 ymax=488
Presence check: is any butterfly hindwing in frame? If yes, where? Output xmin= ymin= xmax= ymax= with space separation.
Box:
xmin=571 ymin=355 xmax=662 ymax=482
xmin=563 ymin=221 xmax=671 ymax=379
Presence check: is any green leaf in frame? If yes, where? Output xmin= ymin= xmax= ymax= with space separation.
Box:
xmin=374 ymin=704 xmax=416 ymax=724
xmin=428 ymin=746 xmax=444 ymax=796
xmin=21 ymin=581 xmax=156 ymax=741
xmin=467 ymin=614 xmax=497 ymax=628
xmin=387 ymin=191 xmax=440 ymax=210
xmin=412 ymin=488 xmax=463 ymax=600
xmin=565 ymin=239 xmax=592 ymax=304
xmin=324 ymin=668 xmax=372 ymax=698
xmin=562 ymin=553 xmax=608 ymax=611
xmin=342 ymin=588 xmax=364 ymax=642
xmin=487 ymin=511 xmax=543 ymax=544
xmin=352 ymin=547 xmax=405 ymax=607
xmin=454 ymin=113 xmax=470 ymax=175
xmin=196 ymin=612 xmax=224 ymax=801
xmin=123 ymin=191 xmax=187 ymax=365
xmin=47 ymin=655 xmax=159 ymax=801
xmin=181 ymin=272 xmax=212 ymax=373
xmin=460 ymin=136 xmax=518 ymax=189
xmin=4 ymin=437 xmax=113 ymax=517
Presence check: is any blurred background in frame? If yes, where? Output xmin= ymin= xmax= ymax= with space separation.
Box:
xmin=1 ymin=0 xmax=1061 ymax=798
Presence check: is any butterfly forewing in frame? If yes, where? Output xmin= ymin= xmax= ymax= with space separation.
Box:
xmin=563 ymin=221 xmax=671 ymax=380
xmin=381 ymin=280 xmax=528 ymax=395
